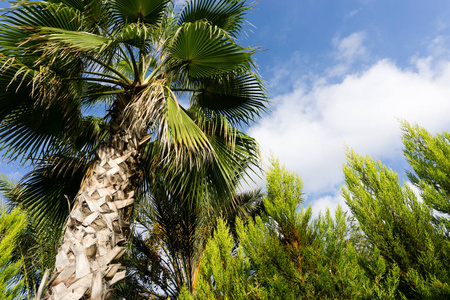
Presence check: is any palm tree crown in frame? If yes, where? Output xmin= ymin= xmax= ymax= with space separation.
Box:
xmin=0 ymin=0 xmax=267 ymax=298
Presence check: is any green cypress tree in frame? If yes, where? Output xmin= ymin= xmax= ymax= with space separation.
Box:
xmin=184 ymin=160 xmax=366 ymax=299
xmin=342 ymin=123 xmax=450 ymax=299
xmin=0 ymin=206 xmax=27 ymax=300
xmin=402 ymin=122 xmax=450 ymax=231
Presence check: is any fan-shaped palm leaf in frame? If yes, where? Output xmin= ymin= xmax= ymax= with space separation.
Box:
xmin=169 ymin=21 xmax=253 ymax=78
xmin=179 ymin=0 xmax=251 ymax=37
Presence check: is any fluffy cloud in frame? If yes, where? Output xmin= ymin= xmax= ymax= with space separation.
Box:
xmin=309 ymin=191 xmax=349 ymax=218
xmin=328 ymin=32 xmax=368 ymax=77
xmin=249 ymin=54 xmax=450 ymax=212
xmin=333 ymin=32 xmax=367 ymax=62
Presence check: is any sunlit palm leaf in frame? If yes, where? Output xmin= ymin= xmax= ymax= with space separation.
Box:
xmin=48 ymin=0 xmax=110 ymax=28
xmin=111 ymin=0 xmax=170 ymax=25
xmin=146 ymin=113 xmax=260 ymax=203
xmin=48 ymin=0 xmax=88 ymax=12
xmin=163 ymin=96 xmax=212 ymax=158
xmin=39 ymin=27 xmax=112 ymax=51
xmin=114 ymin=23 xmax=151 ymax=50
xmin=0 ymin=2 xmax=83 ymax=56
xmin=169 ymin=21 xmax=253 ymax=78
xmin=179 ymin=0 xmax=251 ymax=37
xmin=5 ymin=2 xmax=82 ymax=30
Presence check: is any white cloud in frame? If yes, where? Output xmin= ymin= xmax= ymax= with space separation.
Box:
xmin=328 ymin=32 xmax=369 ymax=77
xmin=249 ymin=56 xmax=450 ymax=201
xmin=333 ymin=32 xmax=367 ymax=62
xmin=309 ymin=191 xmax=349 ymax=218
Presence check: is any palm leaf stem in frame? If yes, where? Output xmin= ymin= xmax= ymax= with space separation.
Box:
xmin=143 ymin=61 xmax=163 ymax=85
xmin=123 ymin=43 xmax=139 ymax=83
xmin=64 ymin=76 xmax=126 ymax=88
xmin=117 ymin=44 xmax=135 ymax=78
xmin=138 ymin=51 xmax=145 ymax=84
xmin=82 ymin=70 xmax=123 ymax=81
xmin=171 ymin=88 xmax=202 ymax=92
xmin=192 ymin=257 xmax=202 ymax=293
xmin=88 ymin=56 xmax=133 ymax=85
xmin=84 ymin=90 xmax=124 ymax=97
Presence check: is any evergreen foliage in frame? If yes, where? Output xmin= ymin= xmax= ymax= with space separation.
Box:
xmin=182 ymin=160 xmax=366 ymax=299
xmin=180 ymin=124 xmax=450 ymax=300
xmin=0 ymin=206 xmax=27 ymax=300
xmin=342 ymin=123 xmax=450 ymax=299
xmin=403 ymin=122 xmax=450 ymax=230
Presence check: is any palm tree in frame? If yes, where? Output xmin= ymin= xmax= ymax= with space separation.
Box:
xmin=0 ymin=0 xmax=267 ymax=299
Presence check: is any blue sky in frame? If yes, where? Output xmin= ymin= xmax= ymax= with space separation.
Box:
xmin=243 ymin=0 xmax=450 ymax=213
xmin=2 ymin=0 xmax=450 ymax=213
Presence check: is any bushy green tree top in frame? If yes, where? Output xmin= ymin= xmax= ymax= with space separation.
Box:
xmin=182 ymin=160 xmax=366 ymax=299
xmin=342 ymin=122 xmax=450 ymax=299
xmin=402 ymin=122 xmax=450 ymax=229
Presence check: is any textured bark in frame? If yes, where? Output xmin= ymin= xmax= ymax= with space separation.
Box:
xmin=44 ymin=131 xmax=141 ymax=300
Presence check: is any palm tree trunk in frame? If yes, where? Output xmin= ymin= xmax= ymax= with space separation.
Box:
xmin=44 ymin=131 xmax=141 ymax=300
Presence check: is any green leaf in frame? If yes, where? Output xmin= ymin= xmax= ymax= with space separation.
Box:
xmin=165 ymin=96 xmax=211 ymax=153
xmin=39 ymin=27 xmax=112 ymax=52
xmin=179 ymin=0 xmax=251 ymax=37
xmin=0 ymin=2 xmax=83 ymax=55
xmin=193 ymin=73 xmax=268 ymax=124
xmin=170 ymin=21 xmax=253 ymax=78
xmin=14 ymin=155 xmax=91 ymax=233
xmin=111 ymin=0 xmax=170 ymax=25
xmin=5 ymin=2 xmax=83 ymax=30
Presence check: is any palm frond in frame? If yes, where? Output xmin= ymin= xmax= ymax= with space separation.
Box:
xmin=163 ymin=96 xmax=213 ymax=159
xmin=0 ymin=2 xmax=84 ymax=57
xmin=179 ymin=0 xmax=252 ymax=37
xmin=143 ymin=120 xmax=260 ymax=206
xmin=79 ymin=82 xmax=121 ymax=111
xmin=169 ymin=21 xmax=253 ymax=78
xmin=48 ymin=0 xmax=111 ymax=30
xmin=193 ymin=72 xmax=268 ymax=125
xmin=114 ymin=22 xmax=151 ymax=50
xmin=0 ymin=61 xmax=78 ymax=162
xmin=39 ymin=27 xmax=112 ymax=51
xmin=111 ymin=0 xmax=171 ymax=25
xmin=0 ymin=175 xmax=18 ymax=212
xmin=12 ymin=154 xmax=92 ymax=233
